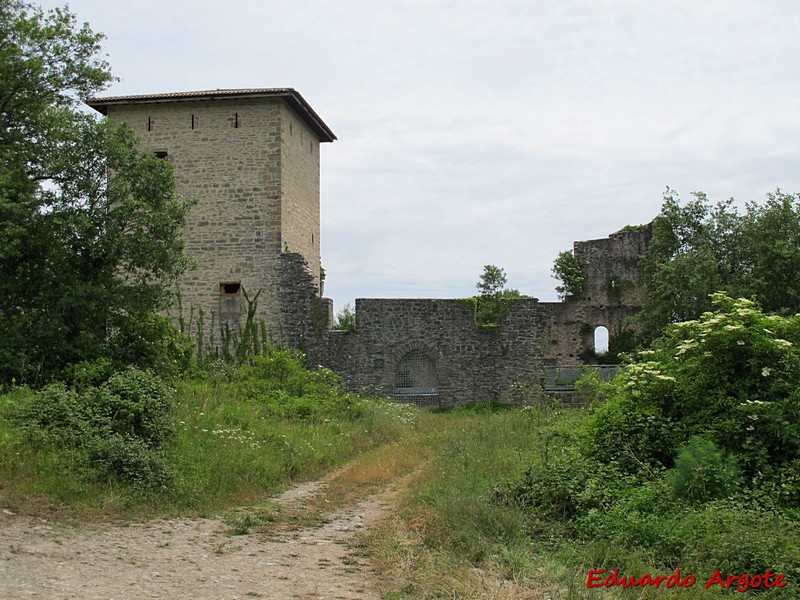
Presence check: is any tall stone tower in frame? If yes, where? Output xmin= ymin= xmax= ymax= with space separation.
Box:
xmin=87 ymin=88 xmax=336 ymax=340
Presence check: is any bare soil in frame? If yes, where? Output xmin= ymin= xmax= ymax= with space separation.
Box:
xmin=0 ymin=476 xmax=399 ymax=599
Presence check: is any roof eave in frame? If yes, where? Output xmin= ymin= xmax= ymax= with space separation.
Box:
xmin=86 ymin=89 xmax=336 ymax=143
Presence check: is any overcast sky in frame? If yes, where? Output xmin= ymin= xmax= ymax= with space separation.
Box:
xmin=38 ymin=0 xmax=800 ymax=312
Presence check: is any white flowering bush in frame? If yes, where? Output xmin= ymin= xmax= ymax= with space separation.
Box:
xmin=583 ymin=293 xmax=800 ymax=489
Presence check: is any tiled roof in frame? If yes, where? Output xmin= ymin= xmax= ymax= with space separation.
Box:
xmin=86 ymin=88 xmax=336 ymax=142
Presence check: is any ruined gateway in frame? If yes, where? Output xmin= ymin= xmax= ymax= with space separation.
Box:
xmin=88 ymin=88 xmax=652 ymax=406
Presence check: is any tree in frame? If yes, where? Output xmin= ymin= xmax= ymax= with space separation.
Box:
xmin=333 ymin=302 xmax=356 ymax=332
xmin=551 ymin=250 xmax=585 ymax=299
xmin=0 ymin=1 xmax=192 ymax=383
xmin=637 ymin=189 xmax=800 ymax=341
xmin=476 ymin=265 xmax=508 ymax=297
xmin=471 ymin=265 xmax=523 ymax=326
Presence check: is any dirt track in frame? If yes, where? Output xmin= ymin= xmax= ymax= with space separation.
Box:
xmin=0 ymin=478 xmax=394 ymax=599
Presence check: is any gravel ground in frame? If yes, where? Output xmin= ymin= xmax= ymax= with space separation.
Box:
xmin=0 ymin=478 xmax=395 ymax=600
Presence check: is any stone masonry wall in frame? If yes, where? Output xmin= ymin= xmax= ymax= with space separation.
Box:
xmin=573 ymin=224 xmax=652 ymax=308
xmin=308 ymin=299 xmax=547 ymax=406
xmin=104 ymin=97 xmax=322 ymax=336
xmin=280 ymin=104 xmax=322 ymax=289
xmin=309 ymin=225 xmax=652 ymax=406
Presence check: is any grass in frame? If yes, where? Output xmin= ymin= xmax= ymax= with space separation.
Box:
xmin=0 ymin=378 xmax=419 ymax=520
xmin=2 ymin=378 xmax=797 ymax=599
xmin=355 ymin=404 xmax=800 ymax=599
xmin=354 ymin=405 xmax=567 ymax=599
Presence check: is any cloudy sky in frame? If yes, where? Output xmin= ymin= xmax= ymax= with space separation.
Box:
xmin=39 ymin=0 xmax=800 ymax=312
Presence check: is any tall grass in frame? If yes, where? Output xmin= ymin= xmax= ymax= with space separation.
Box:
xmin=0 ymin=367 xmax=418 ymax=519
xmin=360 ymin=405 xmax=800 ymax=599
xmin=359 ymin=405 xmax=572 ymax=599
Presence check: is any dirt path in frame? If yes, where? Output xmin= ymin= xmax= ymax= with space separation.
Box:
xmin=0 ymin=475 xmax=400 ymax=599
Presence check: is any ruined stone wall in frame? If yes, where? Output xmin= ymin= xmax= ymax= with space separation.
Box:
xmin=308 ymin=224 xmax=653 ymax=405
xmin=573 ymin=225 xmax=652 ymax=308
xmin=539 ymin=225 xmax=653 ymax=364
xmin=104 ymin=98 xmax=322 ymax=336
xmin=308 ymin=299 xmax=547 ymax=406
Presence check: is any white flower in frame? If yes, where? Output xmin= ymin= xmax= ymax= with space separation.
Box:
xmin=762 ymin=367 xmax=772 ymax=377
xmin=737 ymin=340 xmax=745 ymax=346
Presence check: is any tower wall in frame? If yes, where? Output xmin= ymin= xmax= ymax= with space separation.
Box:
xmin=102 ymin=95 xmax=324 ymax=340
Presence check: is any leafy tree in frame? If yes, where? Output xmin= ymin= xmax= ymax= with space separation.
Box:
xmin=471 ymin=265 xmax=523 ymax=326
xmin=333 ymin=302 xmax=356 ymax=332
xmin=551 ymin=250 xmax=584 ymax=299
xmin=638 ymin=189 xmax=800 ymax=340
xmin=476 ymin=264 xmax=508 ymax=297
xmin=0 ymin=1 xmax=192 ymax=383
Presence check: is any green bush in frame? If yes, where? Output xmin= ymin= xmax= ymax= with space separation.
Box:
xmin=108 ymin=312 xmax=193 ymax=377
xmin=236 ymin=350 xmax=361 ymax=422
xmin=496 ymin=296 xmax=800 ymax=590
xmin=10 ymin=368 xmax=174 ymax=489
xmin=583 ymin=293 xmax=800 ymax=484
xmin=86 ymin=434 xmax=172 ymax=489
xmin=99 ymin=368 xmax=174 ymax=446
xmin=667 ymin=436 xmax=742 ymax=502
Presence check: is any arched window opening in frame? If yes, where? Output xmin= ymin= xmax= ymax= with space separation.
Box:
xmin=394 ymin=350 xmax=438 ymax=406
xmin=594 ymin=325 xmax=609 ymax=355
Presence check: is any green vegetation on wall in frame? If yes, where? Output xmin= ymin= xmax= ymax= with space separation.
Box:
xmin=461 ymin=265 xmax=524 ymax=328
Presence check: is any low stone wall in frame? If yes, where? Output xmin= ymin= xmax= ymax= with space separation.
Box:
xmin=291 ymin=225 xmax=652 ymax=407
xmin=308 ymin=298 xmax=547 ymax=406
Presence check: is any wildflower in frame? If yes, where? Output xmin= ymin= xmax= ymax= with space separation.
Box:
xmin=762 ymin=367 xmax=772 ymax=377
xmin=737 ymin=340 xmax=745 ymax=346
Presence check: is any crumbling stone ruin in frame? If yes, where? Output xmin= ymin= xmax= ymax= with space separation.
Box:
xmin=88 ymin=88 xmax=652 ymax=406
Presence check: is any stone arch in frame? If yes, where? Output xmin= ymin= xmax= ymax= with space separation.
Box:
xmin=390 ymin=341 xmax=440 ymax=406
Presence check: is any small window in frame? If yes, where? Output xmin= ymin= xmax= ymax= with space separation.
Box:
xmin=147 ymin=117 xmax=153 ymax=132
xmin=594 ymin=326 xmax=609 ymax=355
xmin=154 ymin=151 xmax=168 ymax=159
xmin=191 ymin=114 xmax=196 ymax=130
xmin=220 ymin=282 xmax=241 ymax=295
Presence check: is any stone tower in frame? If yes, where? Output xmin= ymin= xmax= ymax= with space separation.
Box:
xmin=87 ymin=88 xmax=336 ymax=339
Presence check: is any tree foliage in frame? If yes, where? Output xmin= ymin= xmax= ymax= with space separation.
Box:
xmin=551 ymin=250 xmax=584 ymax=299
xmin=638 ymin=188 xmax=800 ymax=340
xmin=471 ymin=265 xmax=523 ymax=326
xmin=0 ymin=1 xmax=192 ymax=383
xmin=476 ymin=264 xmax=508 ymax=297
xmin=583 ymin=293 xmax=800 ymax=487
xmin=333 ymin=302 xmax=356 ymax=332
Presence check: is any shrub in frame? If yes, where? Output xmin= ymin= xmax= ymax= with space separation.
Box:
xmin=86 ymin=434 xmax=172 ymax=490
xmin=667 ymin=436 xmax=742 ymax=502
xmin=99 ymin=368 xmax=174 ymax=447
xmin=108 ymin=312 xmax=193 ymax=377
xmin=236 ymin=349 xmax=360 ymax=422
xmin=583 ymin=294 xmax=800 ymax=485
xmin=10 ymin=368 xmax=175 ymax=488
